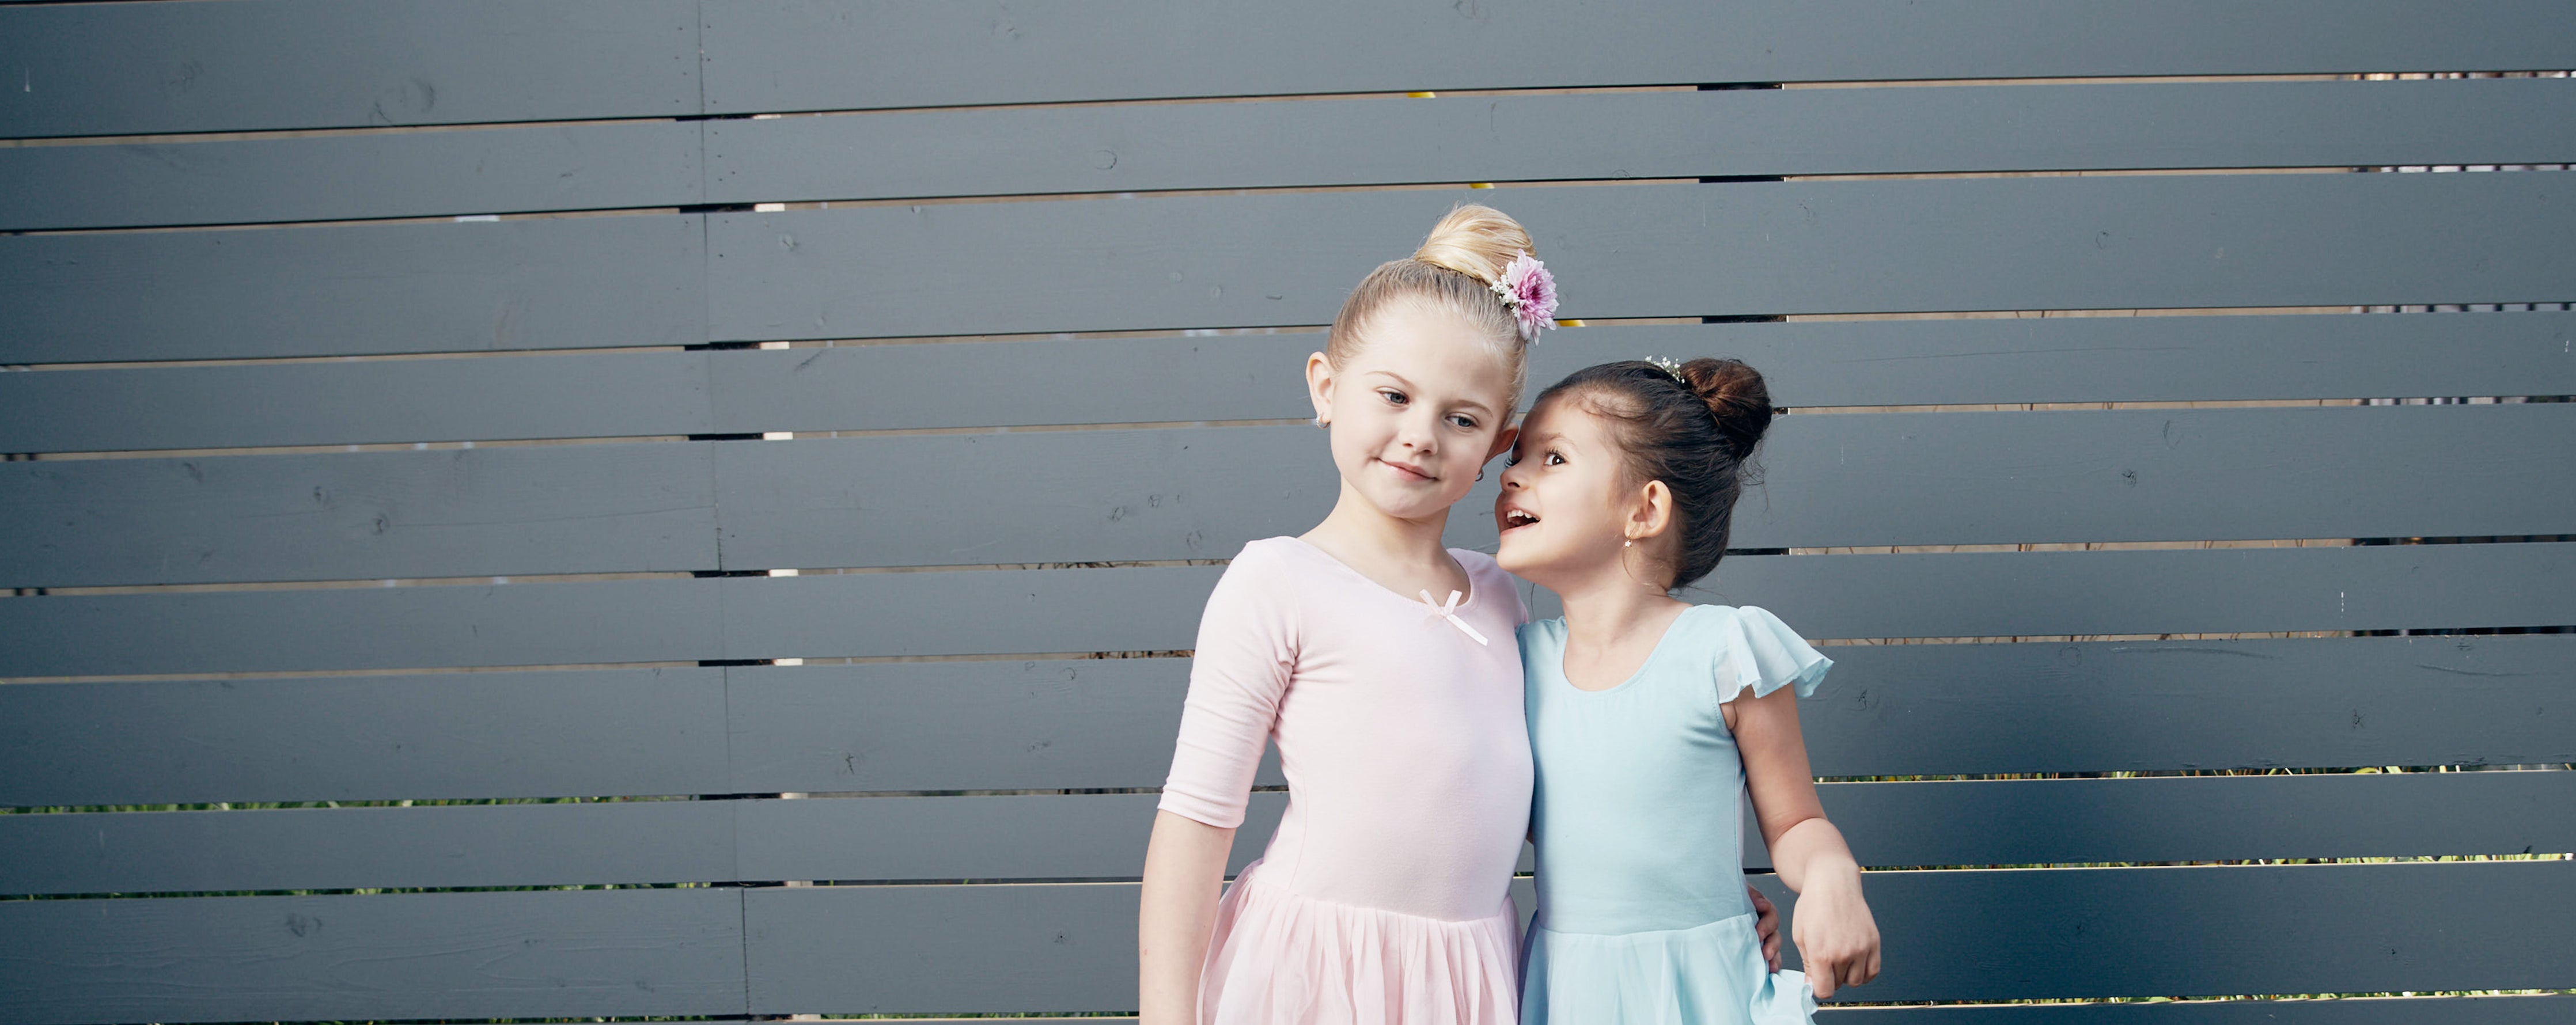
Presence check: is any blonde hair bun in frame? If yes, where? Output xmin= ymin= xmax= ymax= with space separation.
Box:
xmin=1324 ymin=203 xmax=1541 ymax=400
xmin=1412 ymin=204 xmax=1536 ymax=285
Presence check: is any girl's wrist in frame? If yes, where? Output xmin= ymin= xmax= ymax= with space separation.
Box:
xmin=1798 ymin=859 xmax=1865 ymax=897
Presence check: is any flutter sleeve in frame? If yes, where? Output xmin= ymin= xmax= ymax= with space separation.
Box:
xmin=1712 ymin=604 xmax=1832 ymax=706
xmin=1157 ymin=543 xmax=1298 ymax=829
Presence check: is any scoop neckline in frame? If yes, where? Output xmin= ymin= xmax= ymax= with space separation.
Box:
xmin=1278 ymin=534 xmax=1484 ymax=614
xmin=1554 ymin=604 xmax=1708 ymax=696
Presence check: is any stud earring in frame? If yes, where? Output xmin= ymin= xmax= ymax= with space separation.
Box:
xmin=1623 ymin=539 xmax=1632 ymax=548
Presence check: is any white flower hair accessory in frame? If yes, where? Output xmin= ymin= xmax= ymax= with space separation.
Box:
xmin=1645 ymin=355 xmax=1688 ymax=382
xmin=1489 ymin=251 xmax=1560 ymax=344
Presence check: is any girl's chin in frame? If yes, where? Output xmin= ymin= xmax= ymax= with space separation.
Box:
xmin=1357 ymin=488 xmax=1459 ymax=522
xmin=1492 ymin=536 xmax=1544 ymax=575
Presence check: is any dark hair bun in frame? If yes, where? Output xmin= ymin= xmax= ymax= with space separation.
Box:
xmin=1679 ymin=358 xmax=1773 ymax=457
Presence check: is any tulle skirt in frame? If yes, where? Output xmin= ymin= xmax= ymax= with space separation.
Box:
xmin=1521 ymin=911 xmax=1816 ymax=1025
xmin=1198 ymin=859 xmax=1522 ymax=1025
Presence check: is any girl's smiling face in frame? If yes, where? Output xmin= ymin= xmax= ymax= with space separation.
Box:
xmin=1307 ymin=299 xmax=1521 ymax=522
xmin=1494 ymin=393 xmax=1654 ymax=589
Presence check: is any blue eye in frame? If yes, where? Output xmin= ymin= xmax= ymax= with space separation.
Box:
xmin=1449 ymin=415 xmax=1478 ymax=430
xmin=1380 ymin=389 xmax=1408 ymax=406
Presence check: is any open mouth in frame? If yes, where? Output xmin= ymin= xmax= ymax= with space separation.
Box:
xmin=1501 ymin=508 xmax=1540 ymax=532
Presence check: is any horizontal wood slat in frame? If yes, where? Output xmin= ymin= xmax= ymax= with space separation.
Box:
xmin=742 ymin=861 xmax=2575 ymax=1012
xmin=1803 ymin=634 xmax=2576 ymax=776
xmin=0 ymin=120 xmax=703 ymax=230
xmin=0 ymin=888 xmax=748 ymax=1025
xmin=0 ymin=799 xmax=737 ymax=895
xmin=0 ymin=565 xmax=1214 ymax=677
xmin=0 ymin=794 xmax=1266 ymax=895
xmin=7 ymin=635 xmax=2564 ymax=807
xmin=699 ymin=0 xmax=2576 ymax=115
xmin=1 ymin=443 xmax=719 ymax=588
xmin=9 ymin=404 xmax=2567 ymax=589
xmin=744 ymin=881 xmax=1134 ymax=1014
xmin=7 ymin=772 xmax=2564 ymax=895
xmin=1749 ymin=772 xmax=2576 ymax=870
xmin=11 ymin=174 xmax=2570 ymax=363
xmin=1686 ymin=541 xmax=2576 ymax=640
xmin=0 ymin=659 xmax=1222 ymax=807
xmin=705 ymin=79 xmax=2576 ymax=208
xmin=12 ymin=1 xmax=2571 ymax=139
xmin=706 ymin=175 xmax=2576 ymax=341
xmin=1 ymin=349 xmax=722 ymax=452
xmin=1752 ymin=860 xmax=2576 ymax=1002
xmin=0 ymin=0 xmax=700 ymax=138
xmin=3 ymin=543 xmax=2570 ymax=677
xmin=10 ymin=312 xmax=2571 ymax=453
xmin=14 ymin=78 xmax=2576 ymax=231
xmin=1736 ymin=403 xmax=2576 ymax=549
xmin=721 ymin=660 xmax=1256 ymax=796
xmin=732 ymin=792 xmax=1291 ymax=884
xmin=0 ymin=214 xmax=706 ymax=365
xmin=0 ymin=669 xmax=734 ymax=808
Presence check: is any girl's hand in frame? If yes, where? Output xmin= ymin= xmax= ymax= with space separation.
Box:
xmin=1748 ymin=885 xmax=1782 ymax=973
xmin=1789 ymin=867 xmax=1880 ymax=1000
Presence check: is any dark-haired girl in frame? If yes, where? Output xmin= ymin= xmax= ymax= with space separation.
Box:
xmin=1495 ymin=359 xmax=1880 ymax=1024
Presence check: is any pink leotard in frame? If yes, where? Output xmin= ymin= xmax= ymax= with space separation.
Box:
xmin=1160 ymin=536 xmax=1533 ymax=1025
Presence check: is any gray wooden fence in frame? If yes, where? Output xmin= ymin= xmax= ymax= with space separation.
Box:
xmin=3 ymin=1 xmax=2574 ymax=1022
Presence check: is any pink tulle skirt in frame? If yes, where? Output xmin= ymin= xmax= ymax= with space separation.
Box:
xmin=1198 ymin=859 xmax=1522 ymax=1025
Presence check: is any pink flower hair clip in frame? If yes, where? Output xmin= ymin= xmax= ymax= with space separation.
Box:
xmin=1490 ymin=251 xmax=1560 ymax=344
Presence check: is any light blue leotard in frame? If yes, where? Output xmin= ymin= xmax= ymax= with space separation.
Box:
xmin=1520 ymin=604 xmax=1831 ymax=1025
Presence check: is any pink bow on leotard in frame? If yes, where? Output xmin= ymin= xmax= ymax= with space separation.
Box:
xmin=1418 ymin=589 xmax=1490 ymax=646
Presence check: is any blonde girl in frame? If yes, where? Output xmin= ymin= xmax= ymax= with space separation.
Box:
xmin=1136 ymin=204 xmax=1542 ymax=1025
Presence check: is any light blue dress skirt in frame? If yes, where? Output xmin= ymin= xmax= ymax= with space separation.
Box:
xmin=1519 ymin=605 xmax=1832 ymax=1025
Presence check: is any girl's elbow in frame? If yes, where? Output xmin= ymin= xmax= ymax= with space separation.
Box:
xmin=1759 ymin=811 xmax=1835 ymax=852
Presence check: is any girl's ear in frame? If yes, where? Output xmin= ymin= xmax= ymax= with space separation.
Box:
xmin=1305 ymin=352 xmax=1336 ymax=423
xmin=1631 ymin=479 xmax=1675 ymax=541
xmin=1485 ymin=423 xmax=1520 ymax=462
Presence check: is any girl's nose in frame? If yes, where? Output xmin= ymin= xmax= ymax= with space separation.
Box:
xmin=1396 ymin=413 xmax=1438 ymax=450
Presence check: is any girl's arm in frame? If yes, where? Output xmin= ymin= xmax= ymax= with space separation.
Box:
xmin=1139 ymin=811 xmax=1236 ymax=1025
xmin=1139 ymin=544 xmax=1298 ymax=1023
xmin=1730 ymin=684 xmax=1882 ymax=999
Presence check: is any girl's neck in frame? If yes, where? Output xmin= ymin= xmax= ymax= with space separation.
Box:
xmin=1550 ymin=557 xmax=1689 ymax=650
xmin=1300 ymin=479 xmax=1467 ymax=595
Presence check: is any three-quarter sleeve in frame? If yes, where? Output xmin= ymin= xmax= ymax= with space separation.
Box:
xmin=1157 ymin=544 xmax=1300 ymax=829
xmin=1711 ymin=604 xmax=1832 ymax=707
